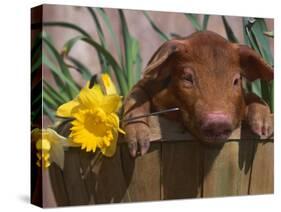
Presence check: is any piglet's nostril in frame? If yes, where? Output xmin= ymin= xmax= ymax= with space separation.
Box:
xmin=200 ymin=112 xmax=232 ymax=140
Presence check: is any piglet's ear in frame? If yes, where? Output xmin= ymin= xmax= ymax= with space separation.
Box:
xmin=143 ymin=39 xmax=186 ymax=80
xmin=238 ymin=44 xmax=273 ymax=81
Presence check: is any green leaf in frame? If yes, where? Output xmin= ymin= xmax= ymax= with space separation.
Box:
xmin=243 ymin=18 xmax=274 ymax=112
xmin=184 ymin=14 xmax=202 ymax=31
xmin=43 ymin=22 xmax=91 ymax=37
xmin=270 ymin=81 xmax=274 ymax=112
xmin=43 ymin=89 xmax=58 ymax=110
xmin=95 ymin=8 xmax=124 ymax=69
xmin=31 ymin=107 xmax=42 ymax=123
xmin=83 ymin=37 xmax=129 ymax=95
xmin=66 ymin=56 xmax=93 ymax=80
xmin=31 ymin=32 xmax=42 ymax=56
xmin=32 ymin=45 xmax=42 ymax=64
xmin=31 ymin=90 xmax=42 ymax=108
xmin=131 ymin=38 xmax=142 ymax=85
xmin=119 ymin=10 xmax=133 ymax=87
xmin=44 ymin=80 xmax=70 ymax=103
xmin=62 ymin=36 xmax=83 ymax=56
xmin=42 ymin=54 xmax=80 ymax=98
xmin=250 ymin=18 xmax=273 ymax=65
xmin=31 ymin=54 xmax=42 ymax=73
xmin=264 ymin=31 xmax=274 ymax=38
xmin=31 ymin=77 xmax=42 ymax=102
xmin=61 ymin=35 xmax=129 ymax=95
xmin=242 ymin=18 xmax=251 ymax=45
xmin=42 ymin=36 xmax=80 ymax=98
xmin=251 ymin=80 xmax=262 ymax=98
xmin=202 ymin=15 xmax=210 ymax=30
xmin=43 ymin=102 xmax=55 ymax=123
xmin=87 ymin=7 xmax=109 ymax=71
xmin=87 ymin=7 xmax=106 ymax=46
xmin=260 ymin=80 xmax=272 ymax=111
xmin=135 ymin=52 xmax=142 ymax=84
xmin=44 ymin=83 xmax=65 ymax=106
xmin=170 ymin=33 xmax=182 ymax=39
xmin=222 ymin=16 xmax=238 ymax=43
xmin=143 ymin=11 xmax=170 ymax=41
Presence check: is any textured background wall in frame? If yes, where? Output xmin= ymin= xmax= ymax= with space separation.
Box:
xmin=43 ymin=4 xmax=273 ymax=87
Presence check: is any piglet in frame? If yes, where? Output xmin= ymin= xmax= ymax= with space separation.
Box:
xmin=123 ymin=31 xmax=273 ymax=157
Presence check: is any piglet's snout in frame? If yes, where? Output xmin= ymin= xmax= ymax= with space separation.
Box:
xmin=200 ymin=112 xmax=232 ymax=141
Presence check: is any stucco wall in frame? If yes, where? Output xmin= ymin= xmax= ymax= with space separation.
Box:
xmin=43 ymin=4 xmax=273 ymax=86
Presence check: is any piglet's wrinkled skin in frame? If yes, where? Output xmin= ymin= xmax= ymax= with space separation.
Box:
xmin=123 ymin=31 xmax=273 ymax=157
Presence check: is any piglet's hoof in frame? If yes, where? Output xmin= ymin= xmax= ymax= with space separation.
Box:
xmin=247 ymin=103 xmax=273 ymax=138
xmin=124 ymin=122 xmax=151 ymax=157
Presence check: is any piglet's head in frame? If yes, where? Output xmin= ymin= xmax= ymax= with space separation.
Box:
xmin=143 ymin=31 xmax=273 ymax=143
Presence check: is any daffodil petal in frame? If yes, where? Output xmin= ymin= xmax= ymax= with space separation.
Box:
xmin=36 ymin=139 xmax=51 ymax=151
xmin=56 ymin=99 xmax=80 ymax=118
xmin=36 ymin=152 xmax=42 ymax=160
xmin=46 ymin=128 xmax=68 ymax=146
xmin=79 ymin=84 xmax=103 ymax=108
xmin=36 ymin=160 xmax=41 ymax=167
xmin=44 ymin=161 xmax=51 ymax=168
xmin=118 ymin=128 xmax=126 ymax=135
xmin=99 ymin=73 xmax=118 ymax=95
xmin=31 ymin=128 xmax=42 ymax=141
xmin=50 ymin=140 xmax=65 ymax=170
xmin=100 ymin=131 xmax=118 ymax=157
xmin=101 ymin=95 xmax=122 ymax=113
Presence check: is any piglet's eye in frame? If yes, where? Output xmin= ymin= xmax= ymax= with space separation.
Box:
xmin=184 ymin=74 xmax=193 ymax=83
xmin=183 ymin=73 xmax=194 ymax=85
xmin=182 ymin=67 xmax=194 ymax=87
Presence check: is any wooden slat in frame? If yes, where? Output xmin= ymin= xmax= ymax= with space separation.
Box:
xmin=162 ymin=142 xmax=202 ymax=199
xmin=249 ymin=141 xmax=274 ymax=194
xmin=78 ymin=151 xmax=99 ymax=204
xmin=63 ymin=148 xmax=89 ymax=205
xmin=49 ymin=116 xmax=274 ymax=205
xmin=120 ymin=143 xmax=161 ymax=201
xmin=85 ymin=147 xmax=130 ymax=204
xmin=49 ymin=164 xmax=69 ymax=206
xmin=202 ymin=142 xmax=253 ymax=197
xmin=43 ymin=169 xmax=57 ymax=207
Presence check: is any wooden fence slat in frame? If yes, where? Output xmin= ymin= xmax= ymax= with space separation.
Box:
xmin=120 ymin=144 xmax=161 ymax=201
xmin=63 ymin=148 xmax=89 ymax=205
xmin=87 ymin=147 xmax=130 ymax=203
xmin=249 ymin=141 xmax=274 ymax=194
xmin=162 ymin=142 xmax=202 ymax=199
xmin=203 ymin=142 xmax=253 ymax=197
xmin=48 ymin=116 xmax=274 ymax=206
xmin=49 ymin=164 xmax=69 ymax=206
xmin=78 ymin=150 xmax=99 ymax=204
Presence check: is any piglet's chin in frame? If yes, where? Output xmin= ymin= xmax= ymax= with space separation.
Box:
xmin=200 ymin=132 xmax=232 ymax=144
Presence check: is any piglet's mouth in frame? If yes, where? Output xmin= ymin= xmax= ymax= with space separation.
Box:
xmin=200 ymin=131 xmax=232 ymax=143
xmin=198 ymin=113 xmax=234 ymax=143
xmin=181 ymin=110 xmax=234 ymax=143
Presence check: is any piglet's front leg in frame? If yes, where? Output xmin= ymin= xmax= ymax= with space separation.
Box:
xmin=245 ymin=92 xmax=273 ymax=138
xmin=123 ymin=86 xmax=151 ymax=157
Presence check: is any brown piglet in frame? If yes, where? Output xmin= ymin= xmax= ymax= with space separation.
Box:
xmin=123 ymin=31 xmax=273 ymax=157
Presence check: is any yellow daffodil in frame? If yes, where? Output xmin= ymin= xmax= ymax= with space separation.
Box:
xmin=98 ymin=73 xmax=118 ymax=95
xmin=56 ymin=75 xmax=124 ymax=157
xmin=31 ymin=128 xmax=69 ymax=169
